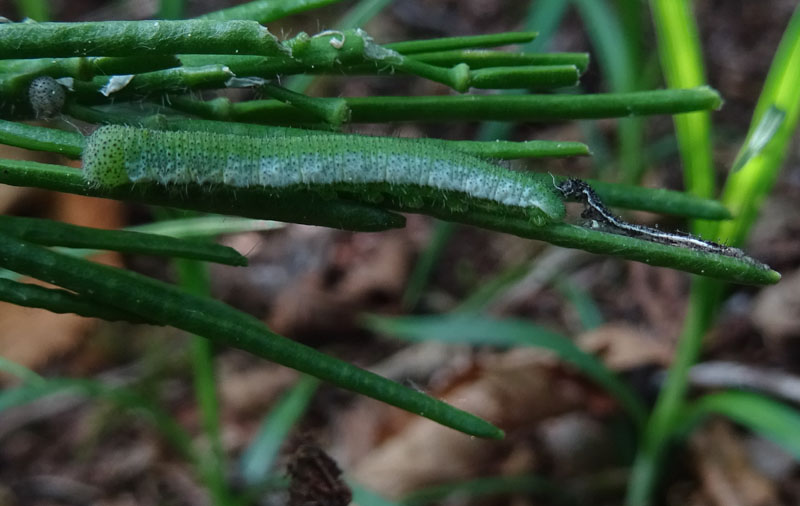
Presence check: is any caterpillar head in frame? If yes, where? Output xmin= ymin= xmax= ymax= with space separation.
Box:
xmin=82 ymin=125 xmax=133 ymax=187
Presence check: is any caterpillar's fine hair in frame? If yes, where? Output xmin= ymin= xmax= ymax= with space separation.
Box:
xmin=82 ymin=125 xmax=564 ymax=223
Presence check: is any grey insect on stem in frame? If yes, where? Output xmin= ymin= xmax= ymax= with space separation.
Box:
xmin=555 ymin=177 xmax=753 ymax=261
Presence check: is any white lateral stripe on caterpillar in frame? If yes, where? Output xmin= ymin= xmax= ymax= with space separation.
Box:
xmin=82 ymin=125 xmax=564 ymax=221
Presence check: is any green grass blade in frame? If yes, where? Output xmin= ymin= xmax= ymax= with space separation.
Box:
xmin=716 ymin=4 xmax=800 ymax=247
xmin=240 ymin=375 xmax=320 ymax=485
xmin=649 ymin=0 xmax=715 ymax=234
xmin=362 ymin=314 xmax=647 ymax=428
xmin=0 ymin=377 xmax=197 ymax=464
xmin=572 ymin=0 xmax=643 ymax=183
xmin=0 ymin=233 xmax=503 ymax=439
xmin=683 ymin=391 xmax=800 ymax=461
xmin=175 ymin=258 xmax=232 ymax=506
xmin=0 ymin=215 xmax=248 ymax=266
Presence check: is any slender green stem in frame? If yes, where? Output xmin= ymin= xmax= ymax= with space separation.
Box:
xmin=474 ymin=0 xmax=571 ymax=141
xmin=410 ymin=50 xmax=589 ymax=73
xmin=418 ymin=208 xmax=778 ymax=286
xmin=141 ymin=115 xmax=591 ymax=159
xmin=0 ymin=54 xmax=180 ymax=80
xmin=385 ymin=32 xmax=537 ymax=54
xmin=176 ymin=259 xmax=233 ymax=506
xmin=72 ymin=64 xmax=236 ymax=100
xmin=0 ymin=20 xmax=288 ymax=58
xmin=0 ymin=118 xmax=84 ymax=157
xmin=197 ymin=0 xmax=344 ymax=23
xmin=170 ymin=87 xmax=722 ymax=124
xmin=260 ymin=83 xmax=350 ymax=126
xmin=625 ymin=277 xmax=723 ymax=505
xmin=466 ymin=64 xmax=580 ymax=90
xmin=0 ymin=232 xmax=504 ymax=439
xmin=0 ymin=277 xmax=144 ymax=322
xmin=282 ymin=0 xmax=393 ymax=92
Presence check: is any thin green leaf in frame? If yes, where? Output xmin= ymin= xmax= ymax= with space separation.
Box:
xmin=0 ymin=233 xmax=503 ymax=439
xmin=240 ymin=376 xmax=320 ymax=485
xmin=385 ymin=32 xmax=538 ymax=54
xmin=362 ymin=314 xmax=647 ymax=428
xmin=0 ymin=118 xmax=84 ymax=157
xmin=0 ymin=157 xmax=405 ymax=232
xmin=426 ymin=207 xmax=779 ymax=286
xmin=0 ymin=215 xmax=248 ymax=266
xmin=0 ymin=277 xmax=144 ymax=322
xmin=730 ymin=105 xmax=786 ymax=172
xmin=126 ymin=216 xmax=284 ymax=239
xmin=682 ymin=391 xmax=800 ymax=461
xmin=174 ymin=87 xmax=723 ymax=124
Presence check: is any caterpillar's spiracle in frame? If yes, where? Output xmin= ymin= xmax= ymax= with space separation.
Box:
xmin=82 ymin=125 xmax=564 ymax=223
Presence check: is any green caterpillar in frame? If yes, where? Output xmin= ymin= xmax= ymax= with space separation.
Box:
xmin=82 ymin=125 xmax=564 ymax=224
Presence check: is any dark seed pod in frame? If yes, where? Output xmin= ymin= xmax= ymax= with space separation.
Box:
xmin=28 ymin=76 xmax=66 ymax=119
